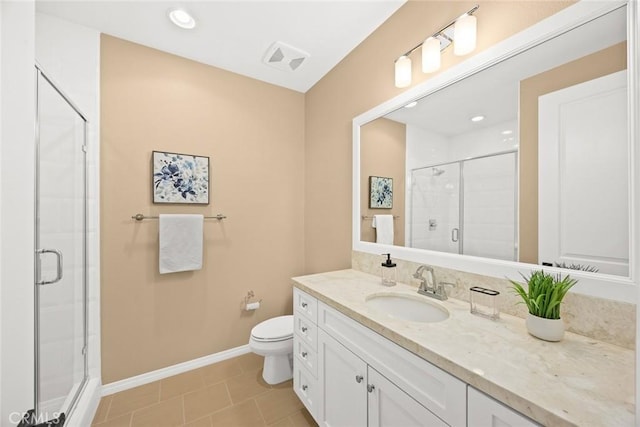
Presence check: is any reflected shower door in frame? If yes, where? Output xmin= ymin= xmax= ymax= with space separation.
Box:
xmin=462 ymin=153 xmax=517 ymax=261
xmin=35 ymin=70 xmax=87 ymax=422
xmin=410 ymin=163 xmax=461 ymax=254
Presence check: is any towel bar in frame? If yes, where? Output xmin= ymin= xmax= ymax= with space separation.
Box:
xmin=361 ymin=215 xmax=399 ymax=220
xmin=131 ymin=213 xmax=227 ymax=221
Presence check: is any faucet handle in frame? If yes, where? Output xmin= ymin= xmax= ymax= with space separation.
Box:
xmin=437 ymin=281 xmax=456 ymax=298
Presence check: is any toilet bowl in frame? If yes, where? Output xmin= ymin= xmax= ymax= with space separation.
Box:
xmin=249 ymin=315 xmax=294 ymax=385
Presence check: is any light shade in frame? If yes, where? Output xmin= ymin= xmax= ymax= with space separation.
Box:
xmin=421 ymin=36 xmax=441 ymax=73
xmin=395 ymin=55 xmax=412 ymax=88
xmin=454 ymin=13 xmax=477 ymax=56
xmin=169 ymin=8 xmax=196 ymax=29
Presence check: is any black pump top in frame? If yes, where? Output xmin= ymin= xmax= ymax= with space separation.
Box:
xmin=381 ymin=253 xmax=396 ymax=268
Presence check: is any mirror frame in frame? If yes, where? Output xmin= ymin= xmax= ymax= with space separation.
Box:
xmin=353 ymin=0 xmax=639 ymax=303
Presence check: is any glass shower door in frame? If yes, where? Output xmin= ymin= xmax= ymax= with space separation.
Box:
xmin=35 ymin=69 xmax=87 ymax=423
xmin=410 ymin=163 xmax=461 ymax=253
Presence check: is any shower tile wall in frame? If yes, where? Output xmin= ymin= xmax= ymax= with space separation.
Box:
xmin=36 ymin=12 xmax=101 ymax=415
xmin=463 ymin=153 xmax=516 ymax=261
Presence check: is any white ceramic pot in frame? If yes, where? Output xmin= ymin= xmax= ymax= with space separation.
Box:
xmin=526 ymin=313 xmax=565 ymax=342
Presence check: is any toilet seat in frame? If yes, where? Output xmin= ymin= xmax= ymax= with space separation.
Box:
xmin=250 ymin=315 xmax=293 ymax=342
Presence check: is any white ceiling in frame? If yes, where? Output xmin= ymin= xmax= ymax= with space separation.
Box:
xmin=36 ymin=0 xmax=406 ymax=93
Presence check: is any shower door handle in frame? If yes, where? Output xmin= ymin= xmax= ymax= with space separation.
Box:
xmin=36 ymin=248 xmax=63 ymax=285
xmin=451 ymin=228 xmax=459 ymax=242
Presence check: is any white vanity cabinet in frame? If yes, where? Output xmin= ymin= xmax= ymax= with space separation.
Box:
xmin=293 ymin=288 xmax=320 ymax=420
xmin=467 ymin=387 xmax=540 ymax=427
xmin=294 ymin=288 xmax=466 ymax=426
xmin=316 ymin=329 xmax=367 ymax=425
xmin=317 ymin=328 xmax=446 ymax=426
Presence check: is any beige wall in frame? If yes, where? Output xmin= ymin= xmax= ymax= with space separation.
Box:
xmin=519 ymin=42 xmax=627 ymax=264
xmin=101 ymin=35 xmax=305 ymax=383
xmin=304 ymin=0 xmax=574 ymax=274
xmin=360 ymin=118 xmax=406 ymax=245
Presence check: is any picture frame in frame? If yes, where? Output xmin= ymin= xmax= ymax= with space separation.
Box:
xmin=369 ymin=176 xmax=393 ymax=209
xmin=152 ymin=151 xmax=210 ymax=204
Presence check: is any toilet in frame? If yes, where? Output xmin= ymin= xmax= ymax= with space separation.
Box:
xmin=249 ymin=315 xmax=294 ymax=385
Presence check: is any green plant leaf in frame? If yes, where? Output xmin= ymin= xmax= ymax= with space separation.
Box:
xmin=509 ymin=270 xmax=577 ymax=319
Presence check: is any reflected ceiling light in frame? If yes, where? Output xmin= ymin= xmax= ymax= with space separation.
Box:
xmin=470 ymin=115 xmax=485 ymax=122
xmin=169 ymin=8 xmax=196 ymax=29
xmin=404 ymin=101 xmax=418 ymax=108
xmin=394 ymin=5 xmax=479 ymax=88
xmin=501 ymin=130 xmax=513 ymax=135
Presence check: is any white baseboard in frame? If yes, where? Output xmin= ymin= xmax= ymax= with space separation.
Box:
xmin=101 ymin=344 xmax=251 ymax=396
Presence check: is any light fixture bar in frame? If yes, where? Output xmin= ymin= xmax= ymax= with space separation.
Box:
xmin=399 ymin=5 xmax=479 ymax=58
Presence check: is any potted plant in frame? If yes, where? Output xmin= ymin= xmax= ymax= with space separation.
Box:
xmin=510 ymin=270 xmax=577 ymax=342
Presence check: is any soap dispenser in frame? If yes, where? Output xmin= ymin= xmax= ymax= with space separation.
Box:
xmin=381 ymin=253 xmax=397 ymax=287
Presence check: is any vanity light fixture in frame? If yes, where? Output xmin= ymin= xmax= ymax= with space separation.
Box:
xmin=394 ymin=55 xmax=412 ymax=88
xmin=394 ymin=5 xmax=479 ymax=88
xmin=453 ymin=13 xmax=477 ymax=56
xmin=168 ymin=8 xmax=196 ymax=29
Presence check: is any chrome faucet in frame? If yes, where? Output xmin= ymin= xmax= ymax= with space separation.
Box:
xmin=414 ymin=265 xmax=436 ymax=295
xmin=413 ymin=265 xmax=455 ymax=301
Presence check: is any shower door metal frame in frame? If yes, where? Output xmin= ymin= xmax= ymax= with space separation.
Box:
xmin=34 ymin=63 xmax=89 ymax=422
xmin=409 ymin=149 xmax=518 ymax=259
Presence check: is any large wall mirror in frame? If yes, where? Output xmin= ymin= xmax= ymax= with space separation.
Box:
xmin=353 ymin=1 xmax=638 ymax=302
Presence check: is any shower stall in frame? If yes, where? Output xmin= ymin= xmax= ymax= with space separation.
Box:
xmin=409 ymin=151 xmax=517 ymax=261
xmin=33 ymin=65 xmax=88 ymax=424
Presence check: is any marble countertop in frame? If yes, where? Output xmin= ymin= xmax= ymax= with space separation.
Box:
xmin=292 ymin=269 xmax=635 ymax=427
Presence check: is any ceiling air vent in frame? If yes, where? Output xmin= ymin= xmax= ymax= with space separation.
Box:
xmin=263 ymin=41 xmax=310 ymax=72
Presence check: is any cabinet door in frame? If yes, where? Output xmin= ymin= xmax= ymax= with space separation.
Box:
xmin=468 ymin=387 xmax=540 ymax=427
xmin=368 ymin=367 xmax=447 ymax=427
xmin=318 ymin=329 xmax=367 ymax=427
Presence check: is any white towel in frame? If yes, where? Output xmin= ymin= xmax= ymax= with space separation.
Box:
xmin=159 ymin=214 xmax=204 ymax=274
xmin=372 ymin=214 xmax=394 ymax=245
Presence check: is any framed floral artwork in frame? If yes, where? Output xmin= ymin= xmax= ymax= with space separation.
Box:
xmin=369 ymin=176 xmax=393 ymax=209
xmin=152 ymin=151 xmax=209 ymax=204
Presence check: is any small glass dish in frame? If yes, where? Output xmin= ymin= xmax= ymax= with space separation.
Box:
xmin=470 ymin=286 xmax=500 ymax=320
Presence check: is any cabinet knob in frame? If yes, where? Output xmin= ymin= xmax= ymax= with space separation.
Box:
xmin=301 ymin=302 xmax=308 ymax=308
xmin=302 ymin=384 xmax=308 ymax=391
xmin=301 ymin=351 xmax=308 ymax=358
xmin=355 ymin=375 xmax=364 ymax=383
xmin=367 ymin=384 xmax=375 ymax=393
xmin=301 ymin=326 xmax=308 ymax=332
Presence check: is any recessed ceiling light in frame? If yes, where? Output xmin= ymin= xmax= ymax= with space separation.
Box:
xmin=404 ymin=101 xmax=418 ymax=109
xmin=169 ymin=8 xmax=196 ymax=29
xmin=501 ymin=130 xmax=513 ymax=135
xmin=470 ymin=115 xmax=485 ymax=122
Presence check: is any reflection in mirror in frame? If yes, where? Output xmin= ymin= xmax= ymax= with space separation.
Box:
xmin=360 ymin=5 xmax=629 ymax=276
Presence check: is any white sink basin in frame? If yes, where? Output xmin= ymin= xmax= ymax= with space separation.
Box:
xmin=365 ymin=293 xmax=449 ymax=323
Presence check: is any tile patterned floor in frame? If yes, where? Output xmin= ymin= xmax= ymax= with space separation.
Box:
xmin=91 ymin=353 xmax=317 ymax=427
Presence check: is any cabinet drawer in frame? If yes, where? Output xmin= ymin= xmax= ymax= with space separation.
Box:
xmin=294 ymin=338 xmax=317 ymax=377
xmin=294 ymin=315 xmax=318 ymax=350
xmin=293 ymin=288 xmax=317 ymax=323
xmin=294 ymin=365 xmax=318 ymax=423
xmin=318 ymin=301 xmax=466 ymax=427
